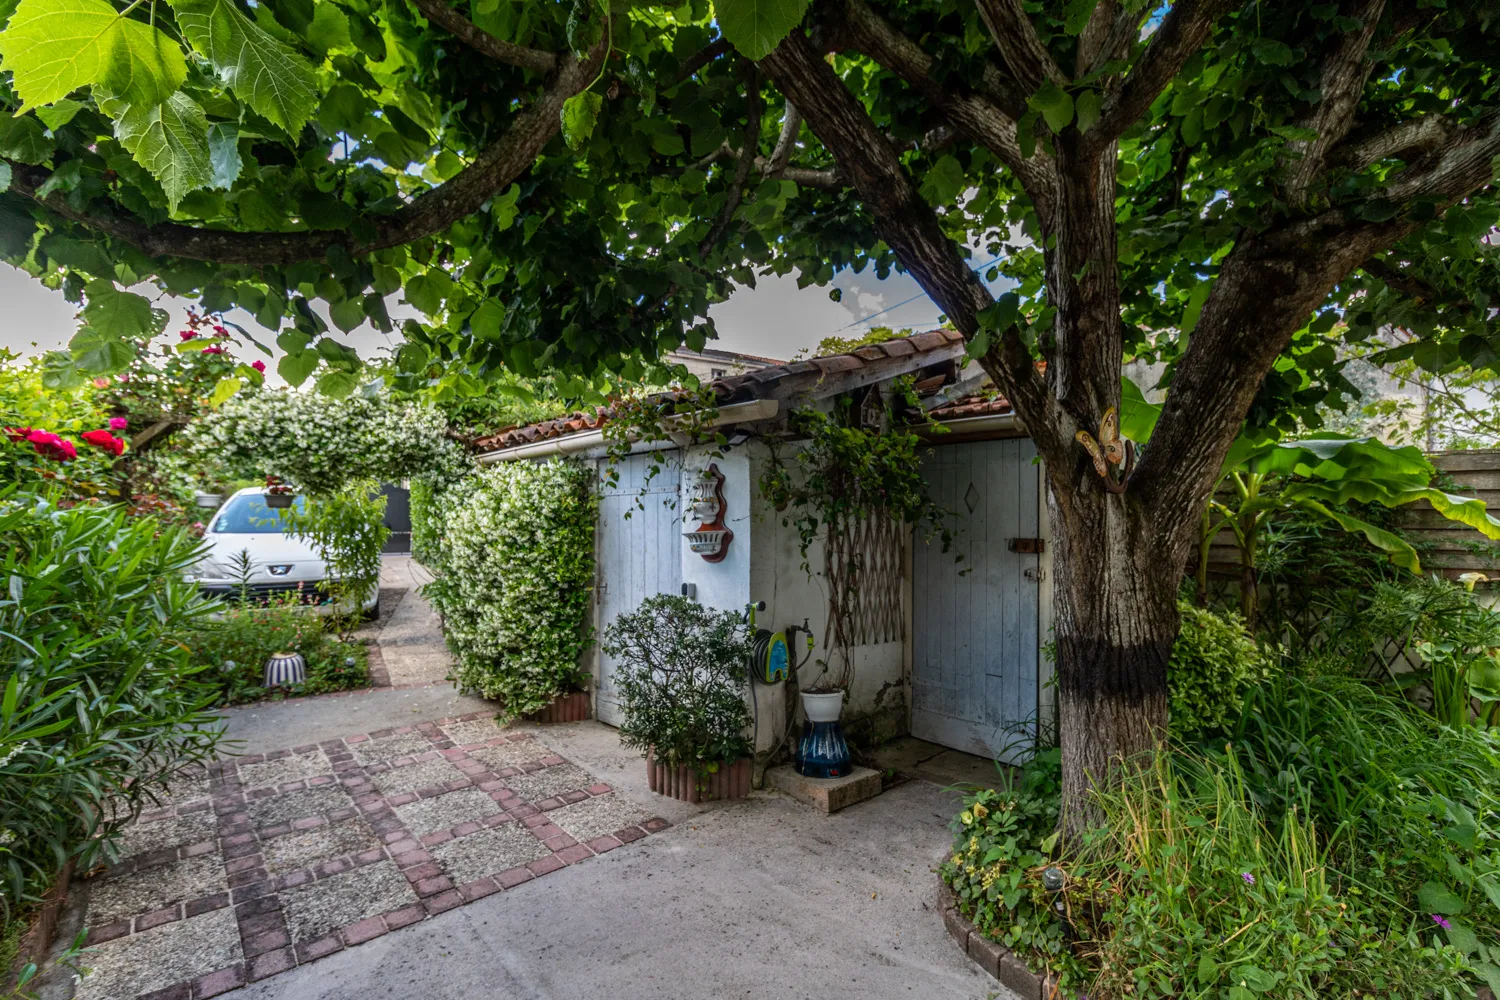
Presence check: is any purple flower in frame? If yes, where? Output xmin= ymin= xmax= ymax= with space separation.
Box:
xmin=1431 ymin=914 xmax=1452 ymax=931
xmin=1241 ymin=872 xmax=1255 ymax=885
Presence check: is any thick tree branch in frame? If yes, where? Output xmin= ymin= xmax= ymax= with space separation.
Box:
xmin=759 ymin=28 xmax=1062 ymax=459
xmin=841 ymin=0 xmax=1056 ymax=221
xmin=1134 ymin=108 xmax=1500 ymax=547
xmin=974 ymin=0 xmax=1067 ymax=91
xmin=5 ymin=46 xmax=605 ymax=267
xmin=408 ymin=0 xmax=557 ymax=74
xmin=1284 ymin=0 xmax=1385 ymax=208
xmin=1332 ymin=114 xmax=1462 ymax=172
xmin=1075 ymin=0 xmax=1120 ymax=76
xmin=674 ymin=38 xmax=734 ymax=84
xmin=1085 ymin=0 xmax=1241 ymax=155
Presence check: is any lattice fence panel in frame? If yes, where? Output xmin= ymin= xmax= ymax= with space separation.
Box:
xmin=826 ymin=511 xmax=905 ymax=648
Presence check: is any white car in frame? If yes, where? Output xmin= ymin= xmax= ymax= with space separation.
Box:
xmin=190 ymin=487 xmax=379 ymax=616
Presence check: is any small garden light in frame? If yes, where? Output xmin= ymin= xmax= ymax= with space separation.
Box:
xmin=1042 ymin=867 xmax=1066 ymax=893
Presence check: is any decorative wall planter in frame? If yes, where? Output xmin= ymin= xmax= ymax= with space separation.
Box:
xmin=193 ymin=492 xmax=222 ymax=509
xmin=682 ymin=464 xmax=732 ymax=562
xmin=524 ymin=690 xmax=593 ymax=723
xmin=646 ymin=748 xmax=751 ymax=803
xmin=264 ymin=492 xmax=294 ymax=509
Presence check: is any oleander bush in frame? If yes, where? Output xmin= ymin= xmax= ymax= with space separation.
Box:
xmin=420 ymin=460 xmax=595 ymax=716
xmin=0 ymin=493 xmax=224 ymax=926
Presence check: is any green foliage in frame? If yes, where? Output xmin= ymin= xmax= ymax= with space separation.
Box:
xmin=286 ymin=480 xmax=388 ymax=639
xmin=0 ymin=0 xmax=185 ymax=110
xmin=0 ymin=492 xmax=223 ymax=922
xmin=0 ymin=349 xmax=119 ymax=497
xmin=600 ymin=594 xmax=753 ymax=770
xmin=759 ymin=388 xmax=950 ymax=687
xmin=1168 ymin=602 xmax=1267 ymax=740
xmin=188 ymin=597 xmax=368 ymax=705
xmin=190 ymin=388 xmax=465 ymax=495
xmin=714 ymin=0 xmax=809 ymax=61
xmin=420 ymin=460 xmax=596 ymax=716
xmin=1228 ymin=674 xmax=1500 ymax=990
xmin=940 ymin=750 xmax=1070 ymax=971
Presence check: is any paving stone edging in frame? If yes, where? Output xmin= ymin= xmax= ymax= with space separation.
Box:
xmin=936 ymin=877 xmax=1071 ymax=1000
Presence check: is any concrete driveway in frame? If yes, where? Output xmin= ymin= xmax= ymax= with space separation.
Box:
xmin=221 ymin=714 xmax=1003 ymax=1000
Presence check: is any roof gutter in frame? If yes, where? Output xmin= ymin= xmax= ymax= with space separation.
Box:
xmin=477 ymin=398 xmax=781 ymax=465
xmin=919 ymin=411 xmax=1025 ymax=440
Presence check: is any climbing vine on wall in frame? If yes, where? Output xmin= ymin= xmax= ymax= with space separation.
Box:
xmin=759 ymin=386 xmax=952 ymax=690
xmin=420 ymin=459 xmax=597 ymax=716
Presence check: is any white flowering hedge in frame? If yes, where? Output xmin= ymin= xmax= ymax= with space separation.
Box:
xmin=192 ymin=389 xmax=466 ymax=494
xmin=420 ymin=460 xmax=597 ymax=715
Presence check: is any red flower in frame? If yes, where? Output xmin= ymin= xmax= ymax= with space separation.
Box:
xmin=109 ymin=417 xmax=128 ymax=431
xmin=201 ymin=345 xmax=225 ymax=355
xmin=251 ymin=360 xmax=266 ymax=373
xmin=26 ymin=430 xmax=76 ymax=461
xmin=5 ymin=426 xmax=32 ymax=443
xmin=81 ymin=429 xmax=127 ymax=456
xmin=179 ymin=330 xmax=197 ymax=341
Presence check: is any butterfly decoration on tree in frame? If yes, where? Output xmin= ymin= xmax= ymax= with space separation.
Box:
xmin=1076 ymin=407 xmax=1136 ymax=495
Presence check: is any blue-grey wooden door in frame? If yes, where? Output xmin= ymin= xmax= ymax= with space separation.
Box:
xmin=594 ymin=454 xmax=683 ymax=726
xmin=912 ymin=438 xmax=1041 ymax=762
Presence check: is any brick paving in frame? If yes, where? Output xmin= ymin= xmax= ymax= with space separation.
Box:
xmin=75 ymin=713 xmax=668 ymax=1000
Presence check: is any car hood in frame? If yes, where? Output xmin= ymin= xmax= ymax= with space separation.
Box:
xmin=194 ymin=532 xmax=326 ymax=581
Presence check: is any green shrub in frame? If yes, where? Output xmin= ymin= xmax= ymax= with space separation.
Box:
xmin=287 ymin=480 xmax=389 ymax=639
xmin=940 ymin=750 xmax=1071 ymax=972
xmin=1169 ymin=601 xmax=1267 ymax=739
xmin=0 ymin=493 xmax=224 ymax=923
xmin=600 ymin=595 xmax=753 ymax=770
xmin=187 ymin=597 xmax=369 ymax=705
xmin=421 ymin=460 xmax=595 ymax=715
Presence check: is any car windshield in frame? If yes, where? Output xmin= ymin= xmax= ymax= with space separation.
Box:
xmin=213 ymin=494 xmax=306 ymax=534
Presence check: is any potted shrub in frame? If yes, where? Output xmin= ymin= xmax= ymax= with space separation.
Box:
xmin=602 ymin=594 xmax=753 ymax=802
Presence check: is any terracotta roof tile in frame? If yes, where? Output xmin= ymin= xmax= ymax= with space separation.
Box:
xmin=471 ymin=329 xmax=966 ymax=453
xmin=927 ymin=394 xmax=1015 ymax=421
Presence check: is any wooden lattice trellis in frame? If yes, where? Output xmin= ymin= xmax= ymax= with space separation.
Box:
xmin=825 ymin=510 xmax=905 ymax=650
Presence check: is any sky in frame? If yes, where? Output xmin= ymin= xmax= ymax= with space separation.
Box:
xmin=0 ymin=257 xmax=985 ymax=377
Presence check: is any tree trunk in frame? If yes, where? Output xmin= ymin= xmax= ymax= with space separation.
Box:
xmin=1049 ymin=481 xmax=1178 ymax=836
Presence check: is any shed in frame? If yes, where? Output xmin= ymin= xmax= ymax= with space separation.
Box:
xmin=474 ymin=331 xmax=1052 ymax=763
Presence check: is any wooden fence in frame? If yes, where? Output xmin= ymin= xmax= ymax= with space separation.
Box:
xmin=1204 ymin=449 xmax=1500 ymax=585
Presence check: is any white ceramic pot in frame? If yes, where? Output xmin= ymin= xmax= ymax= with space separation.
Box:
xmin=801 ymin=690 xmax=844 ymax=723
xmin=194 ymin=492 xmax=223 ymax=509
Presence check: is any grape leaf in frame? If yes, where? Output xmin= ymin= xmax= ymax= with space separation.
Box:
xmin=561 ymin=90 xmax=602 ymax=151
xmin=207 ymin=122 xmax=241 ymax=189
xmin=69 ymin=326 xmax=135 ymax=372
xmin=278 ymin=348 xmax=318 ymax=387
xmin=81 ymin=279 xmax=154 ymax=337
xmin=714 ymin=0 xmax=810 ymax=61
xmin=34 ymin=97 xmax=83 ymax=130
xmin=113 ymin=92 xmax=213 ymax=210
xmin=170 ymin=0 xmax=318 ymax=134
xmin=0 ymin=0 xmax=185 ymax=110
xmin=0 ymin=112 xmax=51 ymax=163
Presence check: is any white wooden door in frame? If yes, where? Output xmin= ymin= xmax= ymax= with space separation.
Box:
xmin=912 ymin=438 xmax=1041 ymax=762
xmin=595 ymin=455 xmax=683 ymax=726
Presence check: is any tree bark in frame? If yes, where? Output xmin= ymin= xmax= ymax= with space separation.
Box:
xmin=1049 ymin=484 xmax=1176 ymax=835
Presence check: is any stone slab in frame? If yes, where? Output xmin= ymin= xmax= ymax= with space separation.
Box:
xmin=765 ymin=765 xmax=882 ymax=814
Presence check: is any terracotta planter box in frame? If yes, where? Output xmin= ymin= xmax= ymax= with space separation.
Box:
xmin=646 ymin=749 xmax=751 ymax=803
xmin=524 ymin=691 xmax=592 ymax=724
